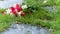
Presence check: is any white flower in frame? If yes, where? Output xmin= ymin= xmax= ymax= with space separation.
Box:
xmin=22 ymin=5 xmax=27 ymax=9
xmin=9 ymin=13 xmax=14 ymax=16
xmin=17 ymin=11 xmax=22 ymax=15
xmin=43 ymin=0 xmax=47 ymax=3
xmin=6 ymin=9 xmax=11 ymax=14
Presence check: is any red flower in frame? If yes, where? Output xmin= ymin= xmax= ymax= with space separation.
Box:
xmin=20 ymin=12 xmax=25 ymax=16
xmin=10 ymin=7 xmax=17 ymax=15
xmin=14 ymin=4 xmax=22 ymax=12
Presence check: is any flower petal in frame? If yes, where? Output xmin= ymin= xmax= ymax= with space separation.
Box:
xmin=22 ymin=5 xmax=27 ymax=9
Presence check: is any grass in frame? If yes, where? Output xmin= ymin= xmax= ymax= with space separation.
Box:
xmin=0 ymin=12 xmax=14 ymax=32
xmin=0 ymin=23 xmax=10 ymax=32
xmin=52 ymin=7 xmax=60 ymax=34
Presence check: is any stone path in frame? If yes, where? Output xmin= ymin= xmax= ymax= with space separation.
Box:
xmin=1 ymin=24 xmax=50 ymax=34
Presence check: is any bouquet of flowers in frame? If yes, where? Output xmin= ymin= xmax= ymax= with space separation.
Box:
xmin=2 ymin=3 xmax=37 ymax=17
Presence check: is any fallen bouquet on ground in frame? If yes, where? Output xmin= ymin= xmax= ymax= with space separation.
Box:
xmin=2 ymin=4 xmax=37 ymax=17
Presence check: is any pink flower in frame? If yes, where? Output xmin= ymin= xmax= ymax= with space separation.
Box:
xmin=13 ymin=4 xmax=22 ymax=12
xmin=10 ymin=7 xmax=17 ymax=15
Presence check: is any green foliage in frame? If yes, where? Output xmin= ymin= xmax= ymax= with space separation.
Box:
xmin=0 ymin=14 xmax=14 ymax=32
